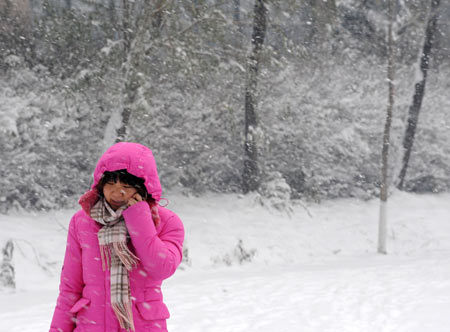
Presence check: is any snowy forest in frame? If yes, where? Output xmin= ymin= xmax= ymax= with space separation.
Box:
xmin=2 ymin=1 xmax=450 ymax=331
xmin=1 ymin=0 xmax=450 ymax=213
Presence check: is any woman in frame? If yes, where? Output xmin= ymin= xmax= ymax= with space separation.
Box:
xmin=49 ymin=142 xmax=184 ymax=332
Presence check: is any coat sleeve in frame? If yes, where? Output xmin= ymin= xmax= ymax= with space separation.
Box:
xmin=123 ymin=201 xmax=184 ymax=280
xmin=49 ymin=213 xmax=84 ymax=332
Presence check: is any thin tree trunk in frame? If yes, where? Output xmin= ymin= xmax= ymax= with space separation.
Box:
xmin=378 ymin=0 xmax=396 ymax=255
xmin=122 ymin=0 xmax=131 ymax=57
xmin=115 ymin=0 xmax=135 ymax=143
xmin=397 ymin=0 xmax=440 ymax=190
xmin=115 ymin=2 xmax=154 ymax=143
xmin=115 ymin=105 xmax=132 ymax=142
xmin=243 ymin=0 xmax=267 ymax=193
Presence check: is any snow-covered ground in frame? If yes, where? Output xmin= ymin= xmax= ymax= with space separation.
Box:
xmin=1 ymin=191 xmax=450 ymax=332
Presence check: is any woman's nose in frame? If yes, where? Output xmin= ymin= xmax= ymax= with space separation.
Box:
xmin=113 ymin=187 xmax=126 ymax=196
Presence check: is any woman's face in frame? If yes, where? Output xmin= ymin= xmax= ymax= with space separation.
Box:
xmin=102 ymin=181 xmax=137 ymax=210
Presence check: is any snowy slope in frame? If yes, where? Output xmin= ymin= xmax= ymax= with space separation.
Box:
xmin=0 ymin=191 xmax=450 ymax=331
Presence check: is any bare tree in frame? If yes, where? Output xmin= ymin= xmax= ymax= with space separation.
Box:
xmin=397 ymin=0 xmax=441 ymax=190
xmin=378 ymin=0 xmax=396 ymax=255
xmin=243 ymin=0 xmax=267 ymax=193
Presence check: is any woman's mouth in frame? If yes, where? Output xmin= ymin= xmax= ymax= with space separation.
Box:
xmin=110 ymin=199 xmax=126 ymax=207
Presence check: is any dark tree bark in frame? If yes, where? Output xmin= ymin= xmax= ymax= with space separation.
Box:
xmin=397 ymin=0 xmax=440 ymax=190
xmin=115 ymin=0 xmax=137 ymax=143
xmin=378 ymin=0 xmax=396 ymax=255
xmin=122 ymin=0 xmax=132 ymax=57
xmin=115 ymin=104 xmax=132 ymax=143
xmin=243 ymin=0 xmax=267 ymax=194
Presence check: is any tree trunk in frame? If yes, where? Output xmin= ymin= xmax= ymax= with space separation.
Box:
xmin=122 ymin=0 xmax=131 ymax=57
xmin=115 ymin=2 xmax=155 ymax=143
xmin=243 ymin=0 xmax=267 ymax=194
xmin=397 ymin=0 xmax=440 ymax=190
xmin=115 ymin=105 xmax=132 ymax=143
xmin=378 ymin=0 xmax=396 ymax=255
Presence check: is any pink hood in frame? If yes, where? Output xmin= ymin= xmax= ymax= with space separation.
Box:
xmin=79 ymin=142 xmax=162 ymax=214
xmin=92 ymin=142 xmax=162 ymax=201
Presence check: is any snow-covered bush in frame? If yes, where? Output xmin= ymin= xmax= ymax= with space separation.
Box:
xmin=213 ymin=239 xmax=256 ymax=266
xmin=0 ymin=240 xmax=15 ymax=289
xmin=258 ymin=172 xmax=292 ymax=213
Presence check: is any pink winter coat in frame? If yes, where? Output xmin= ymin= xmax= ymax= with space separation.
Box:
xmin=49 ymin=142 xmax=184 ymax=332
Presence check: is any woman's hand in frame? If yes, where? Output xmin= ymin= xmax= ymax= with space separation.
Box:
xmin=127 ymin=193 xmax=143 ymax=207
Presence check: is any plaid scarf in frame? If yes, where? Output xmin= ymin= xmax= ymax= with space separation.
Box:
xmin=91 ymin=198 xmax=139 ymax=331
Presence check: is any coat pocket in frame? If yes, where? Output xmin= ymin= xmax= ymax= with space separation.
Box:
xmin=135 ymin=301 xmax=170 ymax=320
xmin=70 ymin=298 xmax=91 ymax=314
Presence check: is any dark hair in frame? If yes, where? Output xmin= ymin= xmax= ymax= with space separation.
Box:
xmin=96 ymin=169 xmax=150 ymax=201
